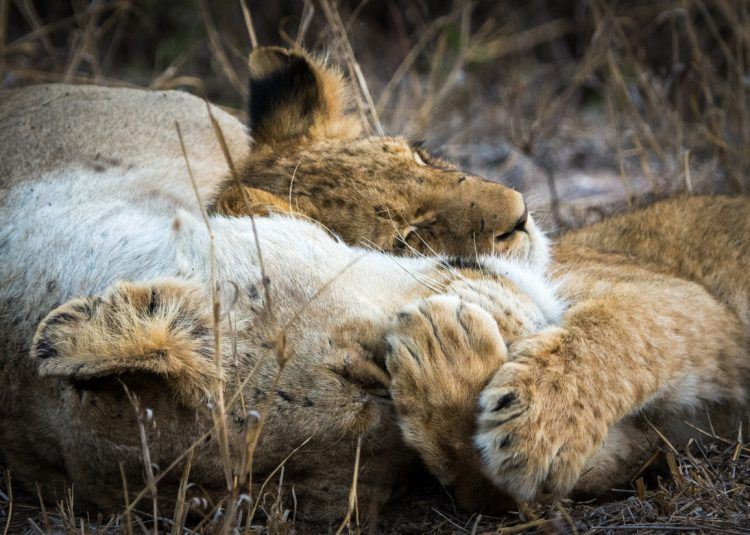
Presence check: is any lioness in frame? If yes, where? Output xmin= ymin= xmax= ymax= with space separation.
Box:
xmin=1 ymin=47 xmax=748 ymax=525
xmin=0 ymin=71 xmax=551 ymax=520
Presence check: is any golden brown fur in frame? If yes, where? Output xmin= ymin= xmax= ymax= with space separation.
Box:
xmin=384 ymin=195 xmax=750 ymax=506
xmin=1 ymin=45 xmax=748 ymax=522
xmin=211 ymin=47 xmax=536 ymax=259
xmin=203 ymin=47 xmax=750 ymax=509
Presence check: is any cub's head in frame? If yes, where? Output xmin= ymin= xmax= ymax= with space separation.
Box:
xmin=212 ymin=47 xmax=548 ymax=269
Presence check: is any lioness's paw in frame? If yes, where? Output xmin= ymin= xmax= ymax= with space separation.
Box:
xmin=474 ymin=327 xmax=609 ymax=501
xmin=385 ymin=295 xmax=508 ymax=484
xmin=32 ymin=279 xmax=218 ymax=405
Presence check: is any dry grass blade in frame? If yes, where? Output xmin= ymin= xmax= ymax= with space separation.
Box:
xmin=195 ymin=0 xmax=246 ymax=98
xmin=320 ymin=0 xmax=383 ymax=135
xmin=175 ymin=121 xmax=234 ymax=497
xmin=202 ymin=102 xmax=290 ymax=532
xmin=122 ymin=389 xmax=159 ymax=535
xmin=375 ymin=14 xmax=451 ymax=113
xmin=63 ymin=1 xmax=103 ymax=83
xmin=2 ymin=470 xmax=12 ymax=535
xmin=555 ymin=501 xmax=578 ymax=535
xmin=171 ymin=449 xmax=194 ymax=535
xmin=120 ymin=432 xmax=210 ymax=520
xmin=15 ymin=0 xmax=55 ymax=57
xmin=0 ymin=0 xmax=10 ymax=56
xmin=296 ymin=0 xmax=315 ymax=46
xmin=335 ymin=436 xmax=362 ymax=535
xmin=204 ymin=100 xmax=277 ymax=332
xmin=33 ymin=483 xmax=49 ymax=533
xmin=494 ymin=518 xmax=556 ymax=534
xmin=238 ymin=0 xmax=257 ymax=50
xmin=119 ymin=462 xmax=134 ymax=535
xmin=246 ymin=436 xmax=313 ymax=527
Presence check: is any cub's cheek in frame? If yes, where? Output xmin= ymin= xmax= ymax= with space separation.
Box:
xmin=492 ymin=230 xmax=526 ymax=257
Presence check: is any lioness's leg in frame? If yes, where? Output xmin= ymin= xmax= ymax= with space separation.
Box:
xmin=28 ymin=278 xmax=225 ymax=511
xmin=32 ymin=278 xmax=219 ymax=405
xmin=475 ymin=268 xmax=749 ymax=502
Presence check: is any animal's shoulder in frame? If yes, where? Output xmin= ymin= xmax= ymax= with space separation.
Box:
xmin=555 ymin=195 xmax=750 ymax=325
xmin=0 ymin=84 xmax=250 ymax=188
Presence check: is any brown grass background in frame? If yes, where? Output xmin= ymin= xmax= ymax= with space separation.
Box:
xmin=1 ymin=0 xmax=749 ymax=533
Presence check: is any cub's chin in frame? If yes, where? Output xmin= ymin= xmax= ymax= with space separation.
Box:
xmin=494 ymin=214 xmax=550 ymax=274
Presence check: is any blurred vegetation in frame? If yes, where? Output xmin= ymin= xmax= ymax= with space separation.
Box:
xmin=1 ymin=2 xmax=750 ymax=532
xmin=2 ymin=0 xmax=748 ymax=229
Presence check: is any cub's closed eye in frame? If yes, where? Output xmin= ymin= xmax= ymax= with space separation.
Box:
xmin=413 ymin=151 xmax=428 ymax=167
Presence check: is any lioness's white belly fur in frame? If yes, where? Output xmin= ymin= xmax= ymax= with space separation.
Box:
xmin=0 ymin=84 xmax=561 ymax=516
xmin=1 ymin=165 xmax=560 ymax=343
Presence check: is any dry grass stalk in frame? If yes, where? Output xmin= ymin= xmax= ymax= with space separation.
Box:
xmin=33 ymin=483 xmax=49 ymax=533
xmin=122 ymin=388 xmax=159 ymax=534
xmin=171 ymin=448 xmax=194 ymax=535
xmin=63 ymin=0 xmax=102 ymax=83
xmin=176 ymin=121 xmax=234 ymax=499
xmin=334 ymin=436 xmax=362 ymax=535
xmin=320 ymin=0 xmax=383 ymax=135
xmin=203 ymin=101 xmax=277 ymax=333
xmin=202 ymin=104 xmax=287 ymax=530
xmin=375 ymin=14 xmax=451 ymax=113
xmin=14 ymin=0 xmax=54 ymax=58
xmin=119 ymin=462 xmax=134 ymax=535
xmin=238 ymin=0 xmax=258 ymax=50
xmin=1 ymin=470 xmax=12 ymax=535
xmin=246 ymin=436 xmax=313 ymax=527
xmin=196 ymin=0 xmax=246 ymax=99
xmin=296 ymin=0 xmax=315 ymax=47
xmin=0 ymin=0 xmax=10 ymax=56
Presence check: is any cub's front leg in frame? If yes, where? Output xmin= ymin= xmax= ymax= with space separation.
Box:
xmin=476 ymin=272 xmax=749 ymax=502
xmin=386 ymin=294 xmax=509 ymax=506
xmin=385 ymin=279 xmax=547 ymax=507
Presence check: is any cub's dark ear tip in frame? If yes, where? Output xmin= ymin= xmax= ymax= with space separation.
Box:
xmin=247 ymin=46 xmax=321 ymax=140
xmin=248 ymin=46 xmax=311 ymax=81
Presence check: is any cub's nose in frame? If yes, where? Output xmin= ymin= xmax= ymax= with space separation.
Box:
xmin=495 ymin=200 xmax=528 ymax=242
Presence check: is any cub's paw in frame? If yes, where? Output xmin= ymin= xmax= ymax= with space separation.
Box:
xmin=474 ymin=327 xmax=609 ymax=501
xmin=385 ymin=295 xmax=508 ymax=484
xmin=444 ymin=279 xmax=549 ymax=345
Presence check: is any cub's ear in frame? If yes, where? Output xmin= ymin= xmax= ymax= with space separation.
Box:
xmin=248 ymin=46 xmax=362 ymax=143
xmin=212 ymin=185 xmax=320 ymax=219
xmin=31 ymin=279 xmax=220 ymax=407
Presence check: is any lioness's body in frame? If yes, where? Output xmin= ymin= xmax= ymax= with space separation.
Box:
xmin=1 ymin=82 xmax=747 ymax=520
xmin=0 ymin=84 xmax=558 ymax=517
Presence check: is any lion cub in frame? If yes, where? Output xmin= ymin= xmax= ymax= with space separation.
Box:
xmin=210 ymin=47 xmax=546 ymax=265
xmin=213 ymin=47 xmax=750 ymax=507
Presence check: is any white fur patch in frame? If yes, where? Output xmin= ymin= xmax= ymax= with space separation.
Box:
xmin=479 ymin=255 xmax=567 ymax=325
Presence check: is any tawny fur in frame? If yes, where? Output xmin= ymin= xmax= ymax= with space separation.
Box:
xmin=0 ymin=47 xmax=748 ymax=522
xmin=0 ymin=80 xmax=547 ymax=519
xmin=210 ymin=47 xmax=540 ymax=261
xmin=386 ymin=197 xmax=750 ymax=505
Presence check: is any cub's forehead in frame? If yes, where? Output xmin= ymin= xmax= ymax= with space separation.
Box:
xmin=342 ymin=136 xmax=413 ymax=156
xmin=301 ymin=135 xmax=410 ymax=155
